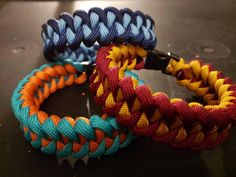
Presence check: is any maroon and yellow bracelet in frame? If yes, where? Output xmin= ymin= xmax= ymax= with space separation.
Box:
xmin=90 ymin=44 xmax=236 ymax=149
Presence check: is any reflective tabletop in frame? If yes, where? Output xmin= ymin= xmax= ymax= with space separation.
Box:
xmin=0 ymin=1 xmax=236 ymax=177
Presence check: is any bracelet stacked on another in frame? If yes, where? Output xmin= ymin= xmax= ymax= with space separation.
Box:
xmin=90 ymin=44 xmax=236 ymax=149
xmin=42 ymin=7 xmax=156 ymax=63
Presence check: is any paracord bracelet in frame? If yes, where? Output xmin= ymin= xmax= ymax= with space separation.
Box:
xmin=11 ymin=61 xmax=133 ymax=158
xmin=89 ymin=44 xmax=236 ymax=149
xmin=42 ymin=7 xmax=156 ymax=63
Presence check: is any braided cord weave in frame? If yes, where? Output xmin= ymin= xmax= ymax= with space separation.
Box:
xmin=11 ymin=61 xmax=133 ymax=158
xmin=90 ymin=44 xmax=236 ymax=149
xmin=42 ymin=7 xmax=156 ymax=63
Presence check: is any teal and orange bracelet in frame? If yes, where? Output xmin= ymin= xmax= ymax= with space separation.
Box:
xmin=11 ymin=61 xmax=133 ymax=158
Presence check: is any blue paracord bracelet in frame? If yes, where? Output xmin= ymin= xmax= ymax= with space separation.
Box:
xmin=42 ymin=7 xmax=157 ymax=63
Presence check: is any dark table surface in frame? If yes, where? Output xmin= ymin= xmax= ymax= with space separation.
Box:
xmin=1 ymin=1 xmax=236 ymax=177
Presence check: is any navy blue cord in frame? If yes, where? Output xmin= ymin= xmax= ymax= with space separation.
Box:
xmin=42 ymin=7 xmax=157 ymax=63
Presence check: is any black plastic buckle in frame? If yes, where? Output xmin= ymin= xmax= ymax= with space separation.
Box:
xmin=144 ymin=49 xmax=180 ymax=74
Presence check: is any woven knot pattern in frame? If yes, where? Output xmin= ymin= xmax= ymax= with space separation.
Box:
xmin=42 ymin=7 xmax=156 ymax=62
xmin=57 ymin=44 xmax=97 ymax=63
xmin=11 ymin=62 xmax=133 ymax=158
xmin=89 ymin=44 xmax=236 ymax=149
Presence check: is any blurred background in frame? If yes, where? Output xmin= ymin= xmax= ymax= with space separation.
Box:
xmin=0 ymin=1 xmax=236 ymax=177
